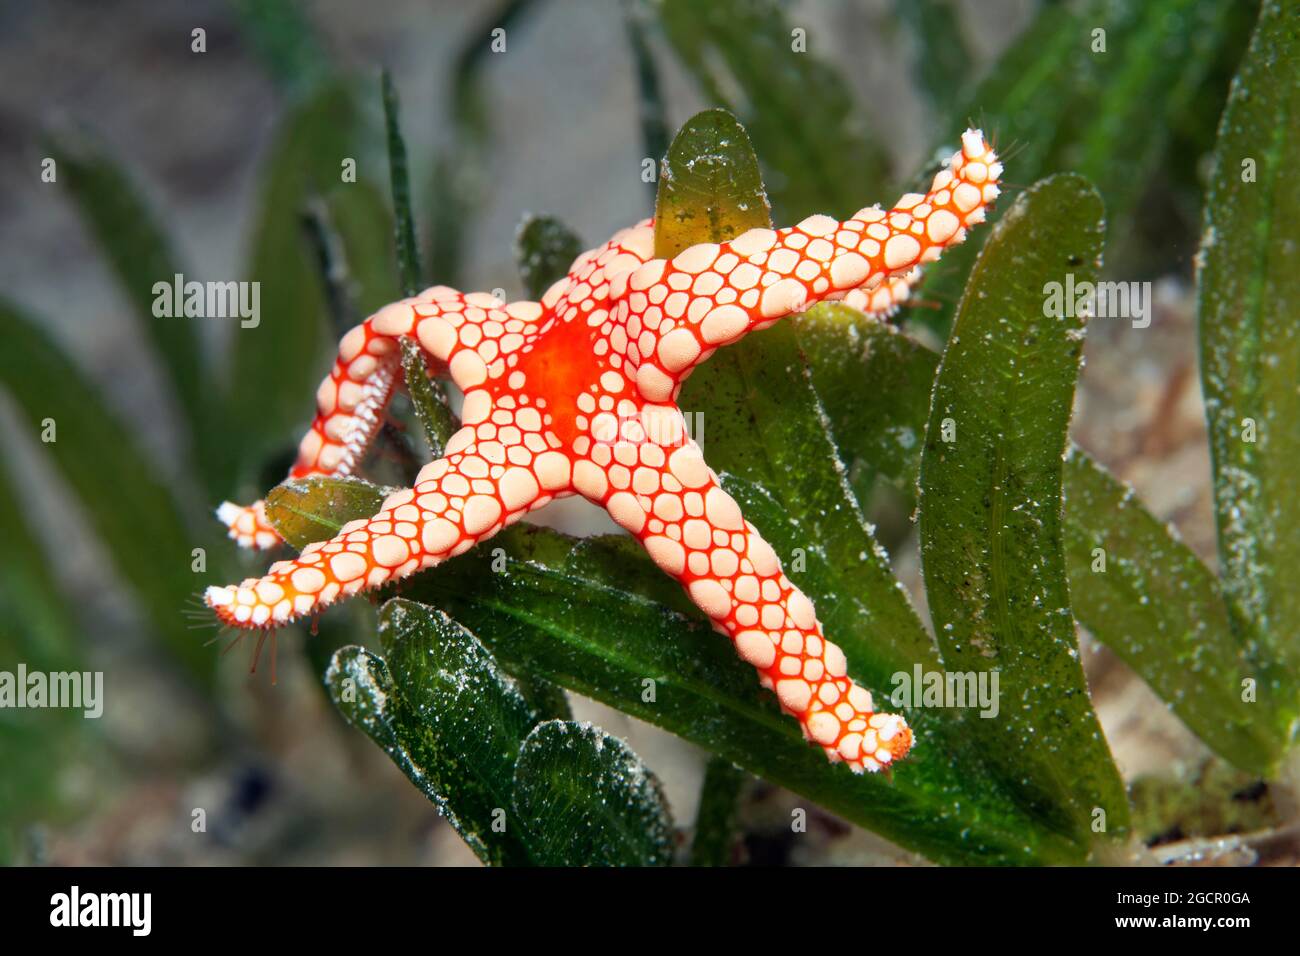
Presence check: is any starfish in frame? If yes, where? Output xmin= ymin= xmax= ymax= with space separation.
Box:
xmin=207 ymin=130 xmax=1002 ymax=772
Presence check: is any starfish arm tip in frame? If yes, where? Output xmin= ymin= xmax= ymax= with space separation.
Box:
xmin=215 ymin=499 xmax=282 ymax=551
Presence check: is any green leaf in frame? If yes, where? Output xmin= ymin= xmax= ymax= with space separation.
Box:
xmin=566 ymin=532 xmax=698 ymax=615
xmin=228 ymin=80 xmax=369 ymax=469
xmin=46 ymin=134 xmax=216 ymax=483
xmin=1196 ymin=0 xmax=1300 ymax=716
xmin=654 ymin=108 xmax=772 ymax=259
xmin=805 ymin=309 xmax=1282 ymax=773
xmin=264 ymin=475 xmax=391 ymax=549
xmin=512 ymin=720 xmax=675 ymax=867
xmin=399 ymin=339 xmax=459 ymax=459
xmin=918 ymin=174 xmax=1128 ymax=842
xmin=378 ymin=598 xmax=542 ymax=866
xmin=0 ymin=301 xmax=214 ymax=685
xmin=690 ymin=757 xmax=746 ymax=866
xmin=324 ymin=646 xmax=410 ymax=774
xmin=655 ymin=0 xmax=890 ymax=219
xmin=515 ymin=214 xmax=583 ymax=300
xmin=1060 ymin=450 xmax=1281 ymax=773
xmin=381 ymin=70 xmax=424 ymax=297
xmin=330 ymin=601 xmax=648 ymax=865
xmin=796 ymin=305 xmax=939 ymax=502
xmin=324 ymin=642 xmax=527 ymax=865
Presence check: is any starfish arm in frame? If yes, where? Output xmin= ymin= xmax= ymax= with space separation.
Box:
xmin=216 ymin=285 xmax=546 ymax=549
xmin=844 ymin=268 xmax=922 ymax=319
xmin=540 ymin=220 xmax=656 ymax=323
xmin=573 ymin=406 xmax=911 ymax=772
xmin=206 ymin=423 xmax=563 ymax=628
xmin=631 ymin=129 xmax=1001 ymax=401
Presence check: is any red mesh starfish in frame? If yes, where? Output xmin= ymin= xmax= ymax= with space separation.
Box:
xmin=208 ymin=130 xmax=1002 ymax=773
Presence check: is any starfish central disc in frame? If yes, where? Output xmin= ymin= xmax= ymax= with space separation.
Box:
xmin=504 ymin=314 xmax=617 ymax=447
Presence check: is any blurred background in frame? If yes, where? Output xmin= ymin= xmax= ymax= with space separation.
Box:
xmin=0 ymin=0 xmax=1280 ymax=865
